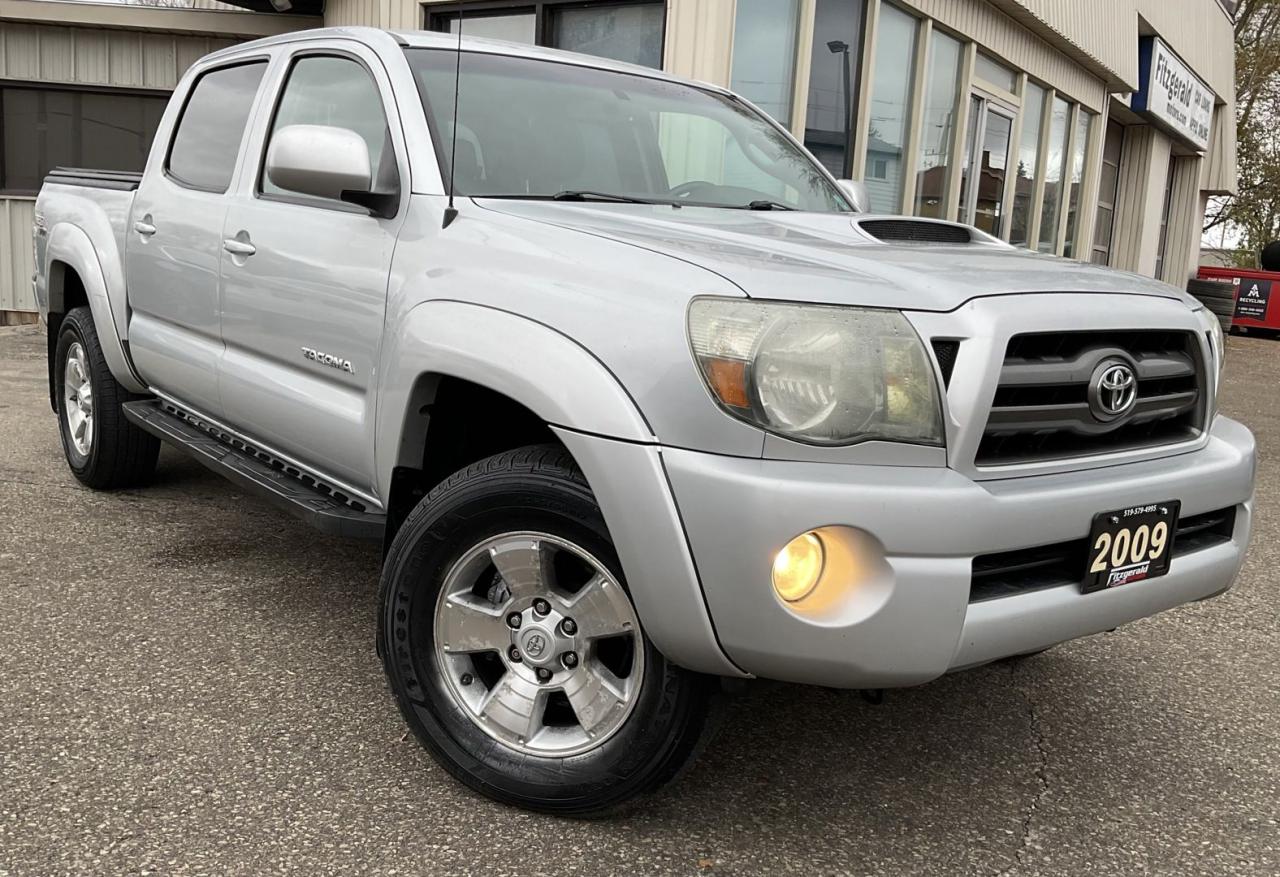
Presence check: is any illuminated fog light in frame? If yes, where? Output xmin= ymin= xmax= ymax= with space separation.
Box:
xmin=773 ymin=532 xmax=826 ymax=602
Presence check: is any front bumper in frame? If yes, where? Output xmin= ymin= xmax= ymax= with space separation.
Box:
xmin=662 ymin=416 xmax=1256 ymax=688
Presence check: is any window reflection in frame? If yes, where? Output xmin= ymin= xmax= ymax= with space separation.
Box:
xmin=865 ymin=3 xmax=918 ymax=213
xmin=551 ymin=4 xmax=665 ymax=69
xmin=1037 ymin=96 xmax=1070 ymax=253
xmin=913 ymin=30 xmax=962 ymax=218
xmin=445 ymin=12 xmax=537 ymax=44
xmin=803 ymin=0 xmax=866 ymax=177
xmin=1062 ymin=110 xmax=1092 ymax=258
xmin=730 ymin=0 xmax=802 ymax=125
xmin=1009 ymin=82 xmax=1046 ymax=248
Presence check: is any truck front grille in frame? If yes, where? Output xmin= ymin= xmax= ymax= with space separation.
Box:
xmin=969 ymin=506 xmax=1236 ymax=603
xmin=977 ymin=330 xmax=1205 ymax=466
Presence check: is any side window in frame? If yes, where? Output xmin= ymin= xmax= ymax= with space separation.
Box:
xmin=262 ymin=55 xmax=395 ymax=201
xmin=167 ymin=62 xmax=268 ymax=193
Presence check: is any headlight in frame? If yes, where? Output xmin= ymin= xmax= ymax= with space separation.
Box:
xmin=688 ymin=298 xmax=944 ymax=446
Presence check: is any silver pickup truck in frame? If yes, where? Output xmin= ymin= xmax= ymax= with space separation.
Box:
xmin=32 ymin=27 xmax=1255 ymax=815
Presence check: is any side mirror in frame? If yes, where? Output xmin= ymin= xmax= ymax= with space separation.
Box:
xmin=836 ymin=179 xmax=871 ymax=213
xmin=266 ymin=124 xmax=382 ymax=209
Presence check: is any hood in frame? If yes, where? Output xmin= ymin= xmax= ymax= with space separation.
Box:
xmin=474 ymin=200 xmax=1189 ymax=312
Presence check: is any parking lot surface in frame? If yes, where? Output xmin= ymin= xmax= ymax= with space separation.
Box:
xmin=1 ymin=323 xmax=1277 ymax=876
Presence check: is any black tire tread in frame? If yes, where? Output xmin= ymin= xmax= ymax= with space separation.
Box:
xmin=57 ymin=307 xmax=160 ymax=489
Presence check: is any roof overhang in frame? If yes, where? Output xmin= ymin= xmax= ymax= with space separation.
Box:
xmin=0 ymin=0 xmax=319 ymax=39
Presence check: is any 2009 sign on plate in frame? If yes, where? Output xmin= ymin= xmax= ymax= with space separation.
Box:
xmin=1082 ymin=501 xmax=1180 ymax=593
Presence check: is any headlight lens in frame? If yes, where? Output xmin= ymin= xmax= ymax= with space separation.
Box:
xmin=688 ymin=298 xmax=944 ymax=446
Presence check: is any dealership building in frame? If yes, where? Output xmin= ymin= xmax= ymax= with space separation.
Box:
xmin=1 ymin=0 xmax=1236 ymax=321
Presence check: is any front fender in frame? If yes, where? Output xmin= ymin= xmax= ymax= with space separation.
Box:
xmin=377 ymin=300 xmax=743 ymax=677
xmin=43 ymin=222 xmax=146 ymax=394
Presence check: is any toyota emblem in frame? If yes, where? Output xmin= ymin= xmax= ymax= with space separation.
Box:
xmin=1088 ymin=359 xmax=1138 ymax=422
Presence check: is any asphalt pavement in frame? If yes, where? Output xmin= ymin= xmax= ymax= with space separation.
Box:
xmin=1 ymin=323 xmax=1277 ymax=876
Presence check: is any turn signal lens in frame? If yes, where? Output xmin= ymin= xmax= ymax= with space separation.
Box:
xmin=772 ymin=532 xmax=826 ymax=602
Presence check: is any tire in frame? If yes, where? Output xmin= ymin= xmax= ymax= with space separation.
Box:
xmin=378 ymin=444 xmax=720 ymax=816
xmin=54 ymin=306 xmax=160 ymax=489
xmin=1186 ymin=279 xmax=1235 ymax=334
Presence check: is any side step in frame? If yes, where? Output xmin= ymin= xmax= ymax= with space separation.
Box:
xmin=123 ymin=399 xmax=385 ymax=542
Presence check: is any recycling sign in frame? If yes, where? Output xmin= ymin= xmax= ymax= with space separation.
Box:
xmin=1235 ymin=279 xmax=1273 ymax=321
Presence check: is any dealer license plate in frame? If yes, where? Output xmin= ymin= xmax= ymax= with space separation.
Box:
xmin=1082 ymin=501 xmax=1180 ymax=593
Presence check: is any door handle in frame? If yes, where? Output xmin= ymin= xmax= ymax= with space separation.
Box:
xmin=222 ymin=238 xmax=257 ymax=257
xmin=133 ymin=220 xmax=156 ymax=237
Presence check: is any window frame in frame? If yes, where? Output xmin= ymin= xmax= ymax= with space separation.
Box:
xmin=253 ymin=49 xmax=402 ymax=217
xmin=0 ymin=80 xmax=170 ymax=197
xmin=426 ymin=0 xmax=667 ymax=65
xmin=163 ymin=57 xmax=272 ymax=196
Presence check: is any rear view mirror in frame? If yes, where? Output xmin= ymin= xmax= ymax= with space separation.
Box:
xmin=836 ymin=179 xmax=871 ymax=213
xmin=266 ymin=124 xmax=389 ymax=213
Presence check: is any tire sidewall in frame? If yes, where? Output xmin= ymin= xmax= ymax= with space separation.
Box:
xmin=380 ymin=469 xmax=696 ymax=812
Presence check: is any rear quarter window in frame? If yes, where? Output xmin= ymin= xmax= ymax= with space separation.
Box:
xmin=167 ymin=61 xmax=268 ymax=193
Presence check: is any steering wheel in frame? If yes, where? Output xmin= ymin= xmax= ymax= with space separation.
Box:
xmin=669 ymin=180 xmax=720 ymax=201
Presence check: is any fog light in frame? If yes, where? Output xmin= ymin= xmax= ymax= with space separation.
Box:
xmin=773 ymin=532 xmax=826 ymax=602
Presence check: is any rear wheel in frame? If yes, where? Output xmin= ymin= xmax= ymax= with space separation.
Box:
xmin=378 ymin=445 xmax=719 ymax=816
xmin=54 ymin=307 xmax=159 ymax=489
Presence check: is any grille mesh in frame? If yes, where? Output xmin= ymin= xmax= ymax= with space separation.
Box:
xmin=858 ymin=220 xmax=973 ymax=244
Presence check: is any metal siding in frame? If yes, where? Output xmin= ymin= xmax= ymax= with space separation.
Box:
xmin=1 ymin=199 xmax=36 ymax=313
xmin=664 ymin=0 xmax=735 ymax=86
xmin=1162 ymin=154 xmax=1203 ymax=285
xmin=0 ymin=23 xmax=248 ymax=313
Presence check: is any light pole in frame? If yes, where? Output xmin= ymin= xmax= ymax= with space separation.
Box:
xmin=828 ymin=40 xmax=852 ymax=176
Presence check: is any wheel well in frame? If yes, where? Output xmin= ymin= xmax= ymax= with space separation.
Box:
xmin=46 ymin=262 xmax=88 ymax=410
xmin=384 ymin=375 xmax=563 ymax=549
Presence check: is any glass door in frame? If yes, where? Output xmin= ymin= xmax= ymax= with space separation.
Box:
xmin=959 ymin=95 xmax=1015 ymax=237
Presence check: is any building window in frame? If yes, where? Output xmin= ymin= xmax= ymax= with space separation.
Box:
xmin=1092 ymin=119 xmax=1124 ymax=265
xmin=1009 ymin=81 xmax=1047 ymax=247
xmin=802 ymin=0 xmax=866 ymax=177
xmin=1155 ymin=159 xmax=1176 ymax=279
xmin=730 ymin=0 xmax=802 ymax=125
xmin=870 ymin=158 xmax=888 ymax=179
xmin=974 ymin=53 xmax=1016 ymax=93
xmin=913 ymin=29 xmax=963 ymax=219
xmin=0 ymin=85 xmax=168 ymax=195
xmin=430 ymin=2 xmax=665 ymax=70
xmin=1062 ymin=110 xmax=1093 ymax=259
xmin=1037 ymin=95 xmax=1071 ymax=253
xmin=864 ymin=2 xmax=919 ymax=213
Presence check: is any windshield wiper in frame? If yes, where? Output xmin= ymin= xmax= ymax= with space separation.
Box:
xmin=745 ymin=199 xmax=795 ymax=211
xmin=552 ymin=190 xmax=657 ymax=205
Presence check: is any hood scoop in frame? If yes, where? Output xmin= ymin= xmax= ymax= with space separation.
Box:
xmin=856 ymin=219 xmax=976 ymax=245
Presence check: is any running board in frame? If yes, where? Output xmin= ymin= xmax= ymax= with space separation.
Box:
xmin=122 ymin=399 xmax=385 ymax=542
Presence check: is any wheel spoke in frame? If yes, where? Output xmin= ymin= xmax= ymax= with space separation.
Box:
xmin=438 ymin=594 xmax=509 ymax=654
xmin=478 ymin=672 xmax=545 ymax=743
xmin=566 ymin=574 xmax=634 ymax=640
xmin=563 ymin=664 xmax=628 ymax=737
xmin=488 ymin=537 xmax=555 ymax=599
xmin=73 ymin=416 xmax=87 ymax=442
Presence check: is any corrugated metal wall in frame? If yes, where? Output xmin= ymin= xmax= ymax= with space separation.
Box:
xmin=1 ymin=199 xmax=34 ymax=315
xmin=0 ymin=22 xmax=241 ymax=313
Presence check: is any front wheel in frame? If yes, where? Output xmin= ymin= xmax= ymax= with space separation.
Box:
xmin=378 ymin=445 xmax=719 ymax=816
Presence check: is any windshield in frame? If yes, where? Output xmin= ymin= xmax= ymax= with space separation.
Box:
xmin=406 ymin=49 xmax=850 ymax=212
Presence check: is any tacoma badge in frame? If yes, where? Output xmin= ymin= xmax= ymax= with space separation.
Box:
xmin=301 ymin=346 xmax=354 ymax=375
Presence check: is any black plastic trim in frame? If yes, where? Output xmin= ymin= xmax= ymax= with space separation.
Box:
xmin=123 ymin=399 xmax=385 ymax=542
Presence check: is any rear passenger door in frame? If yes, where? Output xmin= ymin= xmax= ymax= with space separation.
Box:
xmin=216 ymin=45 xmax=408 ymax=497
xmin=126 ymin=60 xmax=269 ymax=418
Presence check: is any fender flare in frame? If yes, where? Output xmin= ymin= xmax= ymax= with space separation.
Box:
xmin=377 ymin=300 xmax=744 ymax=677
xmin=44 ymin=222 xmax=147 ymax=394
xmin=377 ymin=300 xmax=655 ymax=484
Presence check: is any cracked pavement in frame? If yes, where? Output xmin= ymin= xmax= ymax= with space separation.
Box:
xmin=1 ymin=323 xmax=1278 ymax=876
